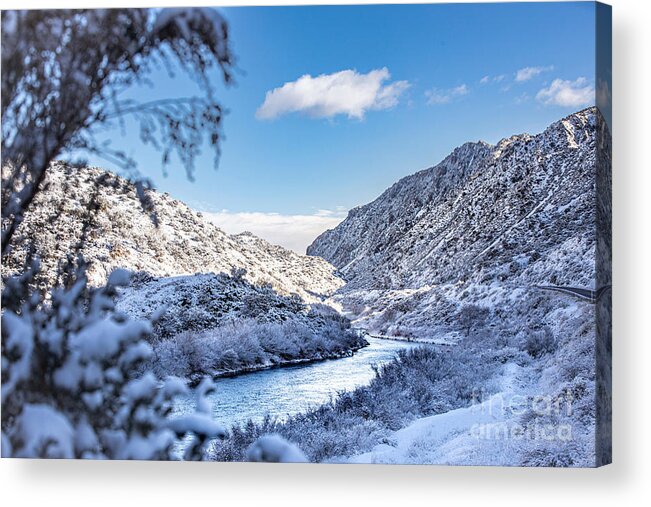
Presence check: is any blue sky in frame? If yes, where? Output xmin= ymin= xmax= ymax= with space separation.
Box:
xmin=84 ymin=2 xmax=597 ymax=252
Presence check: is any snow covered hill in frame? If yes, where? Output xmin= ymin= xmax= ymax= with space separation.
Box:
xmin=116 ymin=271 xmax=366 ymax=381
xmin=117 ymin=271 xmax=346 ymax=341
xmin=1 ymin=162 xmax=365 ymax=381
xmin=308 ymin=107 xmax=600 ymax=291
xmin=306 ymin=108 xmax=607 ymax=341
xmin=3 ymin=163 xmax=344 ymax=302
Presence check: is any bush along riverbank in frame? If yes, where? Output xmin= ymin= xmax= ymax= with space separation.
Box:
xmin=116 ymin=271 xmax=368 ymax=383
xmin=144 ymin=311 xmax=368 ymax=384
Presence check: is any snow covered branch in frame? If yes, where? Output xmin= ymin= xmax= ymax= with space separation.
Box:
xmin=1 ymin=266 xmax=223 ymax=459
xmin=1 ymin=7 xmax=234 ymax=256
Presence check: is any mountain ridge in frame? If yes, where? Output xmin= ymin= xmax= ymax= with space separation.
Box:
xmin=308 ymin=107 xmax=599 ymax=291
xmin=3 ymin=163 xmax=345 ymax=302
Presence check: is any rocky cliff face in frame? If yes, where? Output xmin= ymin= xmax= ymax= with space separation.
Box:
xmin=308 ymin=108 xmax=600 ymax=291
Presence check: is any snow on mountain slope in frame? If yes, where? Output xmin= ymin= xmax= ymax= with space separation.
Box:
xmin=117 ymin=271 xmax=343 ymax=340
xmin=3 ymin=163 xmax=344 ymax=302
xmin=308 ymin=108 xmax=600 ymax=291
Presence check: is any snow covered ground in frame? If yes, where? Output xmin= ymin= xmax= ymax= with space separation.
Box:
xmin=346 ymin=363 xmax=528 ymax=465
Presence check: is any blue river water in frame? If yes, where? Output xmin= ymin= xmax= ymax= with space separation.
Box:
xmin=172 ymin=336 xmax=424 ymax=430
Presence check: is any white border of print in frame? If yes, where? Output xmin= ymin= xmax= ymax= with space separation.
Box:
xmin=1 ymin=1 xmax=649 ymax=506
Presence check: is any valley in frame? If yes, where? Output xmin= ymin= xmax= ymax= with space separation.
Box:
xmin=2 ymin=107 xmax=608 ymax=466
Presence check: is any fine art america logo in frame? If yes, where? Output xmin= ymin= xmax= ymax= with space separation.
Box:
xmin=469 ymin=390 xmax=575 ymax=442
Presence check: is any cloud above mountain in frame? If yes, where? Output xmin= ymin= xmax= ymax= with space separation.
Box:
xmin=515 ymin=65 xmax=554 ymax=82
xmin=204 ymin=209 xmax=347 ymax=254
xmin=425 ymin=84 xmax=469 ymax=105
xmin=256 ymin=68 xmax=409 ymax=120
xmin=536 ymin=77 xmax=594 ymax=107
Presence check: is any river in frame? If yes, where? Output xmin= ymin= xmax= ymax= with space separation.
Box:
xmin=172 ymin=336 xmax=425 ymax=431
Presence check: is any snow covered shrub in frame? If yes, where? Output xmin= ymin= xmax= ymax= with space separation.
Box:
xmin=510 ymin=302 xmax=597 ymax=466
xmin=147 ymin=311 xmax=365 ymax=380
xmin=246 ymin=434 xmax=308 ymax=463
xmin=518 ymin=378 xmax=595 ymax=468
xmin=248 ymin=323 xmax=284 ymax=357
xmin=522 ymin=326 xmax=556 ymax=358
xmin=212 ymin=404 xmax=386 ymax=464
xmin=1 ymin=265 xmax=225 ymax=459
xmin=346 ymin=301 xmax=368 ymax=318
xmin=150 ymin=332 xmax=198 ymax=379
xmin=218 ymin=349 xmax=241 ymax=370
xmin=377 ymin=307 xmax=398 ymax=328
xmin=230 ymin=267 xmax=247 ymax=281
xmin=457 ymin=303 xmax=490 ymax=336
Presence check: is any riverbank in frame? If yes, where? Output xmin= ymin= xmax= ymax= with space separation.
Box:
xmin=207 ymin=295 xmax=598 ymax=466
xmin=208 ymin=338 xmax=487 ymax=463
xmin=146 ymin=311 xmax=367 ymax=383
xmin=365 ymin=332 xmax=457 ymax=346
xmin=186 ymin=340 xmax=369 ymax=385
xmin=172 ymin=337 xmax=425 ymax=435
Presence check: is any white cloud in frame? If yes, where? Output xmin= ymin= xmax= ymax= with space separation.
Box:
xmin=536 ymin=77 xmax=595 ymax=107
xmin=256 ymin=68 xmax=409 ymax=120
xmin=425 ymin=84 xmax=469 ymax=105
xmin=515 ymin=65 xmax=554 ymax=82
xmin=480 ymin=74 xmax=505 ymax=85
xmin=203 ymin=209 xmax=347 ymax=254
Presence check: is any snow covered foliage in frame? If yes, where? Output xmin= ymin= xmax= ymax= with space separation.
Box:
xmin=246 ymin=434 xmax=308 ymax=463
xmin=115 ymin=272 xmax=366 ymax=380
xmin=1 ymin=265 xmax=224 ymax=459
xmin=457 ymin=304 xmax=490 ymax=336
xmin=167 ymin=378 xmax=227 ymax=460
xmin=149 ymin=317 xmax=364 ymax=381
xmin=211 ymin=343 xmax=497 ymax=463
xmin=2 ymin=163 xmax=345 ymax=302
xmin=1 ymin=8 xmax=233 ymax=256
xmin=118 ymin=272 xmax=334 ymax=339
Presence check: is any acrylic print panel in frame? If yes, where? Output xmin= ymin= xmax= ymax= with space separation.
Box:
xmin=1 ymin=2 xmax=611 ymax=466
